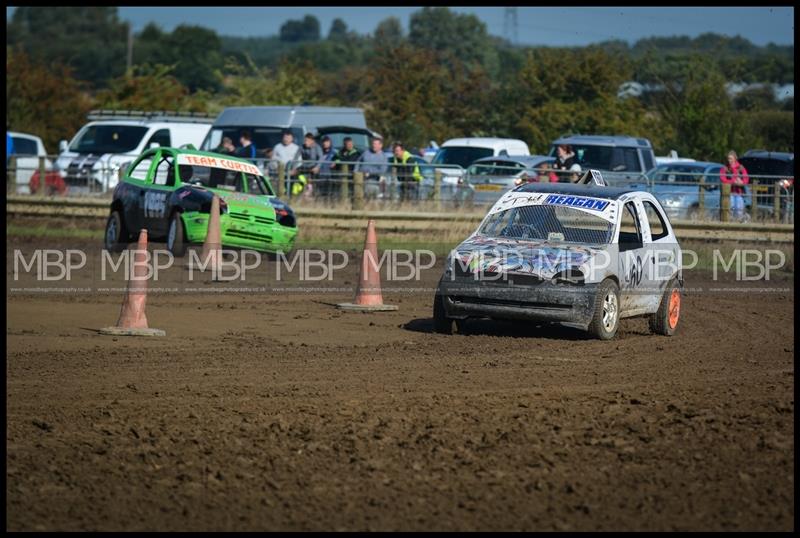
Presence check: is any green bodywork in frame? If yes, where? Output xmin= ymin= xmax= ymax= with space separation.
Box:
xmin=182 ymin=191 xmax=297 ymax=253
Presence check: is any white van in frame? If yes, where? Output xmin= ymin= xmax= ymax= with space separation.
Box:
xmin=55 ymin=110 xmax=213 ymax=193
xmin=425 ymin=137 xmax=531 ymax=202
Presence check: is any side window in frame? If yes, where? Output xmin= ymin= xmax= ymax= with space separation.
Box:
xmin=623 ymin=148 xmax=642 ymax=172
xmin=128 ymin=156 xmax=154 ymax=181
xmin=643 ymin=201 xmax=669 ymax=241
xmin=641 ymin=150 xmax=654 ymax=172
xmin=12 ymin=137 xmax=38 ymax=155
xmin=153 ymin=154 xmax=175 ymax=186
xmin=146 ymin=129 xmax=171 ymax=149
xmin=618 ymin=201 xmax=643 ymax=250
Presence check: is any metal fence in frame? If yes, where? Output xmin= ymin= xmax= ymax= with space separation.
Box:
xmin=6 ymin=154 xmax=794 ymax=224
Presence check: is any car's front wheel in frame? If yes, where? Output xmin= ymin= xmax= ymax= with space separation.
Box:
xmin=588 ymin=279 xmax=620 ymax=340
xmin=167 ymin=212 xmax=187 ymax=257
xmin=104 ymin=210 xmax=128 ymax=253
xmin=433 ymin=292 xmax=466 ymax=334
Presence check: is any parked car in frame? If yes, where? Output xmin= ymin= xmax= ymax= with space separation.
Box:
xmin=7 ymin=131 xmax=59 ymax=194
xmin=549 ymin=134 xmax=656 ymax=185
xmin=104 ymin=146 xmax=297 ymax=255
xmin=433 ymin=177 xmax=684 ymax=340
xmin=56 ymin=110 xmax=213 ymax=194
xmin=738 ymin=150 xmax=794 ymax=221
xmin=429 ymin=138 xmax=531 ymax=203
xmin=638 ymin=161 xmax=735 ymax=221
xmin=463 ymin=155 xmax=556 ymax=206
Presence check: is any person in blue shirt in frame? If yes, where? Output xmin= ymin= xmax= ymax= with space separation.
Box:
xmin=234 ymin=130 xmax=257 ymax=161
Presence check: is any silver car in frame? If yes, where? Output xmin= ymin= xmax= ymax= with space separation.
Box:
xmin=464 ymin=155 xmax=556 ymax=206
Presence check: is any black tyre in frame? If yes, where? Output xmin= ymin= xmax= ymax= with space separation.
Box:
xmin=433 ymin=293 xmax=467 ymax=335
xmin=687 ymin=205 xmax=700 ymax=221
xmin=649 ymin=278 xmax=682 ymax=336
xmin=587 ymin=279 xmax=620 ymax=340
xmin=167 ymin=211 xmax=187 ymax=257
xmin=104 ymin=210 xmax=128 ymax=253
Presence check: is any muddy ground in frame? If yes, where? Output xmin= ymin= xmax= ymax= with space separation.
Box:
xmin=5 ymin=234 xmax=795 ymax=531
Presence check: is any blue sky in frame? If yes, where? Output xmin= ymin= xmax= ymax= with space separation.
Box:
xmin=6 ymin=6 xmax=795 ymax=46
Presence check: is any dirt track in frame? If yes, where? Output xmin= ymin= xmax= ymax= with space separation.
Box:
xmin=6 ymin=235 xmax=795 ymax=531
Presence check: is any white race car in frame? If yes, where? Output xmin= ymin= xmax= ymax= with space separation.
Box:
xmin=434 ymin=171 xmax=684 ymax=339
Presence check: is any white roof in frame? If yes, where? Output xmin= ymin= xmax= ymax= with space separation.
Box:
xmin=442 ymin=137 xmax=528 ymax=149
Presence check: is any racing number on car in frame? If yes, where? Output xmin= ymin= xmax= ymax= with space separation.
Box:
xmin=144 ymin=191 xmax=167 ymax=219
xmin=625 ymin=254 xmax=643 ymax=288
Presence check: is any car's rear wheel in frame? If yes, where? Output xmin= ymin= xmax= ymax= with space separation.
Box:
xmin=104 ymin=210 xmax=128 ymax=253
xmin=588 ymin=279 xmax=620 ymax=340
xmin=649 ymin=278 xmax=682 ymax=336
xmin=167 ymin=212 xmax=187 ymax=257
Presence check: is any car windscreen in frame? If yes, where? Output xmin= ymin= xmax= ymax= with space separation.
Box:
xmin=69 ymin=125 xmax=149 ymax=154
xmin=179 ymin=165 xmax=274 ymax=195
xmin=551 ymin=145 xmax=642 ymax=173
xmin=653 ymin=164 xmax=709 ymax=183
xmin=433 ymin=146 xmax=494 ymax=168
xmin=478 ymin=204 xmax=613 ymax=244
xmin=468 ymin=160 xmax=525 ymax=176
xmin=202 ymin=127 xmax=304 ymax=157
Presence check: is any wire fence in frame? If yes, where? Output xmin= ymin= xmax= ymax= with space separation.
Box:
xmin=6 ymin=154 xmax=794 ymax=224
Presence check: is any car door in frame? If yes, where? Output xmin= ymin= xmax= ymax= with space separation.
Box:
xmin=616 ymin=199 xmax=655 ymax=314
xmin=143 ymin=149 xmax=177 ymax=237
xmin=120 ymin=151 xmax=157 ymax=234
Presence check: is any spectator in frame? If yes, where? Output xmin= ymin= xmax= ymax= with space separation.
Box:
xmin=355 ymin=137 xmax=389 ymax=199
xmin=293 ymin=133 xmax=323 ymax=197
xmin=537 ymin=161 xmax=559 ymax=183
xmin=390 ymin=141 xmax=422 ymax=202
xmin=720 ymin=150 xmax=749 ymax=221
xmin=271 ymin=130 xmax=302 ymax=193
xmin=552 ymin=144 xmax=581 ymax=182
xmin=316 ymin=135 xmax=338 ymax=199
xmin=234 ymin=130 xmax=257 ymax=160
xmin=333 ymin=136 xmax=361 ymax=197
xmin=215 ymin=136 xmax=235 ymax=155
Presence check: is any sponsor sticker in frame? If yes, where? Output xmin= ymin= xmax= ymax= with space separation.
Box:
xmin=177 ymin=154 xmax=262 ymax=177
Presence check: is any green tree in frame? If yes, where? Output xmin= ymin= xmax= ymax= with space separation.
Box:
xmin=279 ymin=15 xmax=321 ymax=42
xmin=7 ymin=6 xmax=128 ymax=87
xmin=94 ymin=64 xmax=208 ymax=113
xmin=374 ymin=17 xmax=404 ymax=46
xmin=212 ymin=56 xmax=326 ymax=111
xmin=657 ymin=59 xmax=735 ymax=161
xmin=329 ymin=18 xmax=349 ymax=41
xmin=408 ymin=7 xmax=491 ymax=68
xmin=6 ymin=49 xmax=93 ymax=150
xmin=134 ymin=24 xmax=224 ymax=92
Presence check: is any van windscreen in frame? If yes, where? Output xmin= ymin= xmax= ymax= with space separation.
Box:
xmin=551 ymin=145 xmax=642 ymax=173
xmin=432 ymin=147 xmax=494 ymax=168
xmin=202 ymin=127 xmax=304 ymax=157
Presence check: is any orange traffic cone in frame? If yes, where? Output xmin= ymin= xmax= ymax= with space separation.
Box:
xmin=198 ymin=194 xmax=222 ymax=273
xmin=337 ymin=220 xmax=398 ymax=312
xmin=100 ymin=229 xmax=166 ymax=336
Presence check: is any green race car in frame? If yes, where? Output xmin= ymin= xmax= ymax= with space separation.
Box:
xmin=104 ymin=147 xmax=297 ymax=255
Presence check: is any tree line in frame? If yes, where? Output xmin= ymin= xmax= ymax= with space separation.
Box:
xmin=6 ymin=6 xmax=794 ymax=160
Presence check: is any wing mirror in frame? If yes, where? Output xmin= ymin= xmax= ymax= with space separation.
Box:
xmin=59 ymin=140 xmax=68 ymax=153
